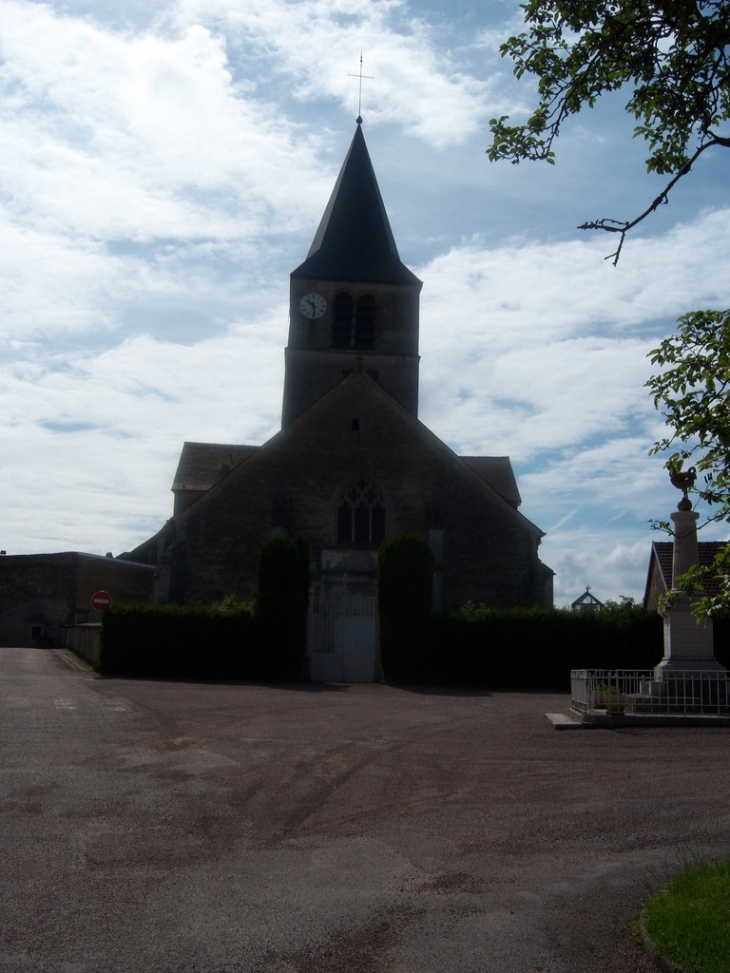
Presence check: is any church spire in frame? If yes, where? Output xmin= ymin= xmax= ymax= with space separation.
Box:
xmin=291 ymin=123 xmax=420 ymax=286
xmin=282 ymin=123 xmax=422 ymax=428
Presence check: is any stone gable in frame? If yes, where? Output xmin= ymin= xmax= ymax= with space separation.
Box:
xmin=165 ymin=371 xmax=551 ymax=608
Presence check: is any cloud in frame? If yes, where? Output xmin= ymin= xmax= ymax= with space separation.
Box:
xmin=0 ymin=2 xmax=335 ymax=241
xmin=546 ymin=535 xmax=651 ymax=607
xmin=2 ymin=0 xmax=728 ymax=609
xmin=0 ymin=321 xmax=285 ymax=556
xmin=172 ymin=0 xmax=492 ymax=146
xmin=5 ymin=206 xmax=725 ymax=570
xmin=411 ymin=207 xmax=730 ymax=605
xmin=417 ymin=208 xmax=730 ymax=462
xmin=0 ymin=0 xmax=499 ymax=356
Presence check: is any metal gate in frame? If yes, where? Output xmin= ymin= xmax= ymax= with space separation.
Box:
xmin=308 ymin=595 xmax=378 ymax=682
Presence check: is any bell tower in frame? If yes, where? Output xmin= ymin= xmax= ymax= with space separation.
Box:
xmin=281 ymin=122 xmax=423 ymax=428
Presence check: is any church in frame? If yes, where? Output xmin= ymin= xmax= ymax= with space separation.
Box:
xmin=125 ymin=121 xmax=553 ymax=677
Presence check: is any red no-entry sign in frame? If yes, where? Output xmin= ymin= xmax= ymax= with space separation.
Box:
xmin=91 ymin=590 xmax=112 ymax=612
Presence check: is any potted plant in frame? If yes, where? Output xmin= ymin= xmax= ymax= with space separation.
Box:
xmin=593 ymin=683 xmax=626 ymax=713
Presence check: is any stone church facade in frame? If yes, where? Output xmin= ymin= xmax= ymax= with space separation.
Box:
xmin=126 ymin=122 xmax=553 ymax=631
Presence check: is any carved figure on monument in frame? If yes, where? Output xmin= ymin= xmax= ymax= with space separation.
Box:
xmin=669 ymin=466 xmax=696 ymax=510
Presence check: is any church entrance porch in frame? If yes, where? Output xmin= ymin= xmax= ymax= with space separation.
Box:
xmin=307 ymin=595 xmax=379 ymax=683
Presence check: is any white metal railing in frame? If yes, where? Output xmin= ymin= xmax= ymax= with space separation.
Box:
xmin=571 ymin=669 xmax=730 ymax=715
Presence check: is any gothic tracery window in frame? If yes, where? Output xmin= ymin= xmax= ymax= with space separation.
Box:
xmin=336 ymin=477 xmax=386 ymax=547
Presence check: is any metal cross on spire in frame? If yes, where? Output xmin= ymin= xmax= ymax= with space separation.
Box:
xmin=348 ymin=53 xmax=373 ymax=124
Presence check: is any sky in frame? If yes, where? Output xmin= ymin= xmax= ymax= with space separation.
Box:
xmin=1 ymin=0 xmax=729 ymax=607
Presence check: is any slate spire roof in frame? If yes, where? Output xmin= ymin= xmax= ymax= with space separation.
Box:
xmin=291 ymin=121 xmax=421 ymax=286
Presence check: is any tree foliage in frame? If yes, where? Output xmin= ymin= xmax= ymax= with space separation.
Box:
xmin=649 ymin=309 xmax=730 ymax=511
xmin=488 ymin=2 xmax=730 ymax=609
xmin=648 ymin=309 xmax=730 ymax=612
xmin=488 ymin=0 xmax=730 ymax=262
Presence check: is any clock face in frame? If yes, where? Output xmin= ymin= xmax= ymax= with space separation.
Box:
xmin=299 ymin=292 xmax=327 ymax=319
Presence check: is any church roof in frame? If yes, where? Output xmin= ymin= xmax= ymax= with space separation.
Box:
xmin=646 ymin=540 xmax=728 ymax=600
xmin=172 ymin=442 xmax=258 ymax=493
xmin=291 ymin=123 xmax=421 ymax=287
xmin=571 ymin=587 xmax=604 ymax=610
xmin=460 ymin=456 xmax=522 ymax=508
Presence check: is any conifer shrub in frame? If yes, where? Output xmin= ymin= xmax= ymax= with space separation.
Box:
xmin=253 ymin=534 xmax=310 ymax=680
xmin=378 ymin=533 xmax=434 ymax=682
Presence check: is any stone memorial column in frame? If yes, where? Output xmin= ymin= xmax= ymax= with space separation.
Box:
xmin=655 ymin=474 xmax=724 ymax=677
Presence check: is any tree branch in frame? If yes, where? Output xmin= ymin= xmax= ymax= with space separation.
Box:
xmin=577 ymin=139 xmax=724 ymax=265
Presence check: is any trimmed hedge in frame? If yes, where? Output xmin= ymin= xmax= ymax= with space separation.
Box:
xmin=99 ymin=535 xmax=310 ymax=681
xmin=99 ymin=603 xmax=257 ymax=679
xmin=384 ymin=605 xmax=730 ymax=689
xmin=376 ymin=604 xmax=669 ymax=689
xmin=422 ymin=606 xmax=666 ymax=689
xmin=376 ymin=533 xmax=671 ymax=688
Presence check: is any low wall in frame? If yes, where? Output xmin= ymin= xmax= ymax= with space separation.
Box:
xmin=65 ymin=624 xmax=102 ymax=666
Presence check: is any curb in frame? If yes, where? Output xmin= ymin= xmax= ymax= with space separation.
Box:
xmin=639 ymin=917 xmax=690 ymax=973
xmin=53 ymin=649 xmax=94 ymax=672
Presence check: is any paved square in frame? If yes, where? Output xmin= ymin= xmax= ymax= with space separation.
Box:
xmin=2 ymin=647 xmax=729 ymax=972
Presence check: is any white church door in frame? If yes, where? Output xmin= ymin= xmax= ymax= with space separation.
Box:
xmin=308 ymin=595 xmax=378 ymax=682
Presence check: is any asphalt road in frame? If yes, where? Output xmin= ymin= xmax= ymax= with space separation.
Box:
xmin=1 ymin=646 xmax=729 ymax=973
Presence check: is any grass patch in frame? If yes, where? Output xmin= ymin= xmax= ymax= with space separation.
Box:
xmin=642 ymin=859 xmax=730 ymax=973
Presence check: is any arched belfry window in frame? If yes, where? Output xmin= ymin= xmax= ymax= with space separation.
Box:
xmin=355 ymin=295 xmax=376 ymax=349
xmin=332 ymin=293 xmax=353 ymax=348
xmin=331 ymin=293 xmax=377 ymax=350
xmin=336 ymin=477 xmax=386 ymax=547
